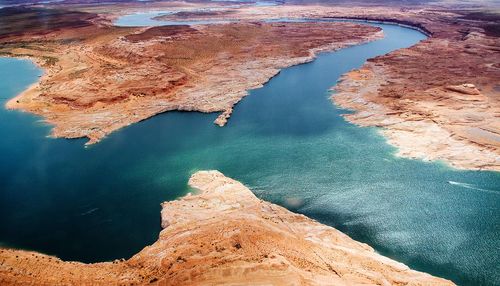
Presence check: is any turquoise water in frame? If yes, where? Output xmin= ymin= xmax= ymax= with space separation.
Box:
xmin=115 ymin=10 xmax=233 ymax=26
xmin=0 ymin=22 xmax=499 ymax=286
xmin=114 ymin=2 xmax=276 ymax=27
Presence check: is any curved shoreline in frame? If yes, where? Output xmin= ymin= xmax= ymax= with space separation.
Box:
xmin=331 ymin=64 xmax=500 ymax=171
xmin=320 ymin=16 xmax=433 ymax=36
xmin=0 ymin=170 xmax=455 ymax=285
xmin=2 ymin=17 xmax=383 ymax=145
xmin=327 ymin=13 xmax=500 ymax=171
xmin=0 ymin=3 xmax=496 ymax=284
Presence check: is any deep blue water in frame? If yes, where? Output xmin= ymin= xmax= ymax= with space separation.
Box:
xmin=0 ymin=22 xmax=499 ymax=286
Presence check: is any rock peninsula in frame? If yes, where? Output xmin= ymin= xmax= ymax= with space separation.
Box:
xmin=0 ymin=7 xmax=382 ymax=144
xmin=326 ymin=8 xmax=500 ymax=171
xmin=0 ymin=171 xmax=454 ymax=285
xmin=190 ymin=3 xmax=499 ymax=171
xmin=1 ymin=2 xmax=498 ymax=170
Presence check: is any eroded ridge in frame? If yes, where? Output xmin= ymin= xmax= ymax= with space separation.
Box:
xmin=0 ymin=7 xmax=382 ymax=144
xmin=0 ymin=171 xmax=454 ymax=285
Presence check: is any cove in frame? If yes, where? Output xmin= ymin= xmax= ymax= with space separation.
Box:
xmin=0 ymin=22 xmax=499 ymax=286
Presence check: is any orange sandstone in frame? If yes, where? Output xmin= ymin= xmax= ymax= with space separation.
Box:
xmin=0 ymin=171 xmax=455 ymax=285
xmin=0 ymin=7 xmax=382 ymax=144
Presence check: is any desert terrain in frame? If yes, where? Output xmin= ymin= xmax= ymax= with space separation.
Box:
xmin=0 ymin=1 xmax=498 ymax=169
xmin=141 ymin=2 xmax=500 ymax=170
xmin=0 ymin=170 xmax=455 ymax=285
xmin=0 ymin=1 xmax=499 ymax=285
xmin=0 ymin=6 xmax=382 ymax=144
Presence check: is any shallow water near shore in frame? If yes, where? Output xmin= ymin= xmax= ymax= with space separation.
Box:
xmin=0 ymin=22 xmax=499 ymax=286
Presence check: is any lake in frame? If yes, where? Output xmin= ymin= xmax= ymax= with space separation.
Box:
xmin=0 ymin=19 xmax=498 ymax=286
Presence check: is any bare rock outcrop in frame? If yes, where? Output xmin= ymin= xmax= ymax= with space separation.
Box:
xmin=445 ymin=84 xmax=481 ymax=96
xmin=0 ymin=7 xmax=382 ymax=145
xmin=0 ymin=171 xmax=454 ymax=285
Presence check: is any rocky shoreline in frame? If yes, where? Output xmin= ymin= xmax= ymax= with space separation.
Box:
xmin=159 ymin=3 xmax=500 ymax=171
xmin=327 ymin=10 xmax=500 ymax=171
xmin=332 ymin=64 xmax=500 ymax=171
xmin=1 ymin=3 xmax=497 ymax=170
xmin=0 ymin=7 xmax=382 ymax=145
xmin=0 ymin=171 xmax=455 ymax=285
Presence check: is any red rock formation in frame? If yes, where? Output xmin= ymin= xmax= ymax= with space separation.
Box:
xmin=0 ymin=7 xmax=382 ymax=144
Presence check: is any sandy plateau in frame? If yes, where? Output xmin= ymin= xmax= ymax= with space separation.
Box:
xmin=1 ymin=2 xmax=498 ymax=169
xmin=143 ymin=3 xmax=500 ymax=170
xmin=0 ymin=2 xmax=499 ymax=285
xmin=325 ymin=9 xmax=500 ymax=171
xmin=0 ymin=170 xmax=455 ymax=285
xmin=0 ymin=7 xmax=381 ymax=144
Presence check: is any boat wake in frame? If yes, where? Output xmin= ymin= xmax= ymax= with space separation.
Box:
xmin=80 ymin=208 xmax=99 ymax=216
xmin=447 ymin=181 xmax=498 ymax=195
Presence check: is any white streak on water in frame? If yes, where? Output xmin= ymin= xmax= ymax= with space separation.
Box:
xmin=80 ymin=208 xmax=99 ymax=216
xmin=448 ymin=181 xmax=499 ymax=195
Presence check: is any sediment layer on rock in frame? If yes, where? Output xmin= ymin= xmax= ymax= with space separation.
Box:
xmin=0 ymin=7 xmax=382 ymax=144
xmin=0 ymin=171 xmax=454 ymax=285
